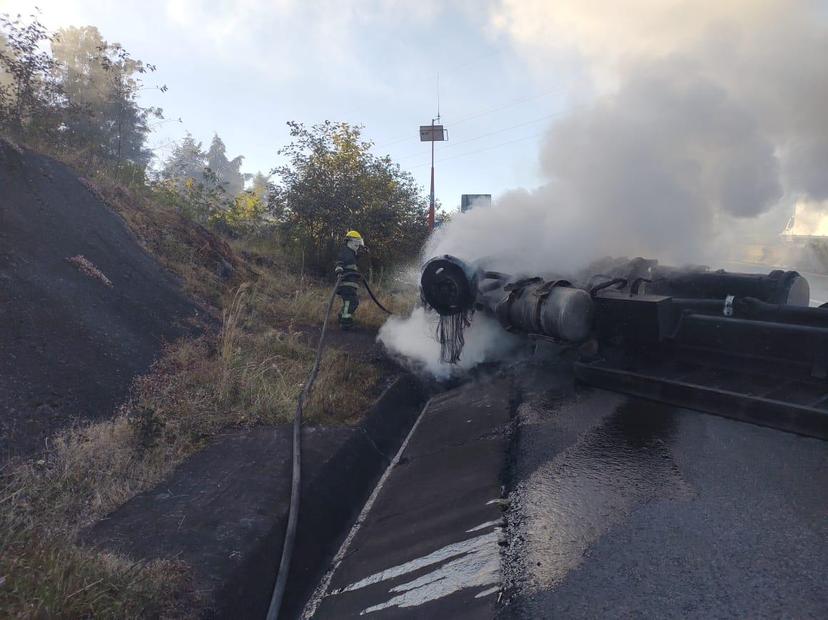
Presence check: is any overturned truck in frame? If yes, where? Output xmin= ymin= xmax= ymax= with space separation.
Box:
xmin=420 ymin=255 xmax=828 ymax=440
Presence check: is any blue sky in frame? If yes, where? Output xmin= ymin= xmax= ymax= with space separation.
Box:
xmin=2 ymin=0 xmax=585 ymax=211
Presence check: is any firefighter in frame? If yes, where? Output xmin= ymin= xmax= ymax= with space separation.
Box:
xmin=334 ymin=230 xmax=365 ymax=329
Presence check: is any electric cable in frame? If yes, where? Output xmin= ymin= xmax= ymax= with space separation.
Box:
xmin=266 ymin=273 xmax=394 ymax=619
xmin=408 ymin=130 xmax=547 ymax=169
xmin=373 ymin=86 xmax=565 ymax=150
xmin=392 ymin=111 xmax=564 ymax=162
xmin=449 ymin=87 xmax=565 ymax=129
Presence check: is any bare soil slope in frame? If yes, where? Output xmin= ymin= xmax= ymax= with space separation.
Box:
xmin=0 ymin=141 xmax=201 ymax=458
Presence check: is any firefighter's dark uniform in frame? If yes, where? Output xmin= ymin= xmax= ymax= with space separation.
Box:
xmin=335 ymin=245 xmax=360 ymax=328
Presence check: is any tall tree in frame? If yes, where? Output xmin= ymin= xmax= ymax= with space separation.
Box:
xmin=274 ymin=121 xmax=428 ymax=271
xmin=250 ymin=171 xmax=281 ymax=220
xmin=161 ymin=132 xmax=206 ymax=186
xmin=205 ymin=134 xmax=244 ymax=196
xmin=49 ymin=26 xmax=109 ymax=156
xmin=0 ymin=14 xmax=63 ymax=138
xmin=50 ymin=25 xmax=161 ymax=167
xmin=158 ymin=133 xmax=238 ymax=224
xmin=250 ymin=172 xmax=270 ymax=198
xmin=0 ymin=15 xmax=163 ymax=171
xmin=92 ymin=38 xmax=161 ymax=168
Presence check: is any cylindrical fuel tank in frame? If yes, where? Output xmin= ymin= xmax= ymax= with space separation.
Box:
xmin=495 ymin=281 xmax=593 ymax=342
xmin=648 ymin=268 xmax=810 ymax=306
xmin=419 ymin=256 xmax=594 ymax=342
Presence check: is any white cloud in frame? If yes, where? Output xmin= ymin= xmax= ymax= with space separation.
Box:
xmin=157 ymin=0 xmax=450 ymax=84
xmin=2 ymin=0 xmax=449 ymax=86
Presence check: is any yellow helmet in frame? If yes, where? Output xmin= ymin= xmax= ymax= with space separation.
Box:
xmin=345 ymin=230 xmax=363 ymax=240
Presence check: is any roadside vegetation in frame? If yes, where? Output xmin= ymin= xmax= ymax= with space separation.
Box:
xmin=0 ymin=170 xmax=418 ymax=616
xmin=0 ymin=256 xmax=402 ymax=617
xmin=1 ymin=11 xmax=422 ymax=618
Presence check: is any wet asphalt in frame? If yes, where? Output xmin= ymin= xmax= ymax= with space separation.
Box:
xmin=501 ymin=363 xmax=828 ymax=619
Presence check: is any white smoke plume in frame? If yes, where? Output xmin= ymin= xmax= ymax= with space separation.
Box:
xmin=494 ymin=0 xmax=828 ymax=222
xmin=378 ymin=307 xmax=524 ymax=379
xmin=381 ymin=0 xmax=828 ymax=376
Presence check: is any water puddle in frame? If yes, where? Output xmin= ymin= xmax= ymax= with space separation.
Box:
xmin=510 ymin=398 xmax=693 ymax=591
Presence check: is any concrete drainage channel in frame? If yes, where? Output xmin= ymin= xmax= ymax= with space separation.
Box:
xmin=275 ymin=374 xmax=428 ymax=618
xmin=306 ymin=373 xmax=516 ymax=619
xmin=83 ymin=373 xmax=428 ymax=619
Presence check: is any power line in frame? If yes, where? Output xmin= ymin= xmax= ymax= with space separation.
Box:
xmin=148 ymin=139 xmax=178 ymax=153
xmin=449 ymin=86 xmax=565 ymax=128
xmin=393 ymin=111 xmax=565 ymax=162
xmin=373 ymin=134 xmax=417 ymax=149
xmin=440 ymin=48 xmax=503 ymax=74
xmin=408 ymin=130 xmax=547 ymax=169
xmin=373 ymin=86 xmax=564 ymax=151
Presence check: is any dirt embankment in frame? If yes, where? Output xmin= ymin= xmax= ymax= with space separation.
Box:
xmin=0 ymin=140 xmax=202 ymax=458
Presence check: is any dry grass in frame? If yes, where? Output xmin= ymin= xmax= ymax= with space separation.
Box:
xmin=0 ymin=526 xmax=192 ymax=619
xmin=358 ymin=285 xmax=419 ymax=329
xmin=0 ymin=278 xmax=386 ymax=618
xmin=0 ymin=417 xmax=198 ymax=618
xmin=66 ymin=254 xmax=114 ymax=287
xmin=79 ymin=177 xmax=251 ymax=310
xmin=244 ymin=266 xmax=419 ymax=332
xmin=117 ymin=277 xmax=385 ymax=458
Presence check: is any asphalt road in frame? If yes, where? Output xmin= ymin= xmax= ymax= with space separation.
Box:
xmin=502 ymin=363 xmax=828 ymax=619
xmin=301 ymin=356 xmax=827 ymax=619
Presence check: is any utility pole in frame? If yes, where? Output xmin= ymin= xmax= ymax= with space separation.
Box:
xmin=429 ymin=116 xmax=437 ymax=230
xmin=420 ymin=95 xmax=447 ymax=232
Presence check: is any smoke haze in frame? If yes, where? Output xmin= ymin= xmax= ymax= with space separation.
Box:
xmin=381 ymin=0 xmax=828 ymax=376
xmin=378 ymin=307 xmax=524 ymax=378
xmin=433 ymin=0 xmax=828 ymax=270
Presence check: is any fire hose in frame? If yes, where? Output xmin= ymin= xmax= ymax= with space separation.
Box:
xmin=266 ymin=274 xmax=392 ymax=620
